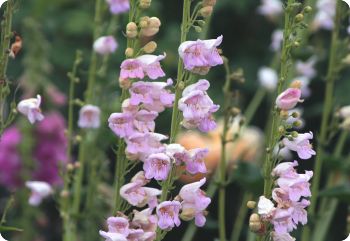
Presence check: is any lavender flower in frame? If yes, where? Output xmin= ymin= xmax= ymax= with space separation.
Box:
xmin=282 ymin=132 xmax=316 ymax=160
xmin=106 ymin=0 xmax=130 ymax=15
xmin=25 ymin=181 xmax=53 ymax=206
xmin=78 ymin=105 xmax=101 ymax=129
xmin=17 ymin=95 xmax=44 ymax=124
xmin=93 ymin=36 xmax=118 ymax=55
xmin=156 ymin=201 xmax=181 ymax=230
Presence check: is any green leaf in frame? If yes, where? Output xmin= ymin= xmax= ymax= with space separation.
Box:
xmin=0 ymin=226 xmax=23 ymax=232
xmin=319 ymin=184 xmax=350 ymax=202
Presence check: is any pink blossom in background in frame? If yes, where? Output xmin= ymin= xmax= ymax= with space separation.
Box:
xmin=313 ymin=0 xmax=335 ymax=31
xmin=0 ymin=127 xmax=22 ymax=189
xmin=185 ymin=148 xmax=208 ymax=174
xmin=295 ymin=57 xmax=317 ymax=79
xmin=93 ymin=36 xmax=118 ymax=55
xmin=106 ymin=0 xmax=130 ymax=14
xmin=17 ymin=95 xmax=44 ymax=124
xmin=275 ymin=88 xmax=302 ymax=110
xmin=257 ymin=0 xmax=283 ymax=18
xmin=47 ymin=85 xmax=67 ymax=106
xmin=156 ymin=201 xmax=181 ymax=230
xmin=78 ymin=105 xmax=101 ymax=129
xmin=33 ymin=112 xmax=68 ymax=185
xmin=25 ymin=181 xmax=52 ymax=206
xmin=270 ymin=29 xmax=283 ymax=52
xmin=178 ymin=36 xmax=223 ymax=74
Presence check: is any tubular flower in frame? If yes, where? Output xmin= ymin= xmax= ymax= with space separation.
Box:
xmin=106 ymin=0 xmax=130 ymax=14
xmin=25 ymin=181 xmax=52 ymax=206
xmin=257 ymin=0 xmax=283 ymax=18
xmin=143 ymin=153 xmax=172 ymax=181
xmin=17 ymin=95 xmax=44 ymax=124
xmin=78 ymin=105 xmax=101 ymax=129
xmin=178 ymin=36 xmax=223 ymax=74
xmin=275 ymin=88 xmax=302 ymax=110
xmin=93 ymin=36 xmax=118 ymax=55
xmin=156 ymin=201 xmax=181 ymax=230
xmin=282 ymin=132 xmax=316 ymax=160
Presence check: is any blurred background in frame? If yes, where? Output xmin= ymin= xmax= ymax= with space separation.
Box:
xmin=1 ymin=0 xmax=350 ymax=241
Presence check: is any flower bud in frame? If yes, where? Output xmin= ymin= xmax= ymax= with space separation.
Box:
xmin=140 ymin=17 xmax=161 ymax=37
xmin=202 ymin=0 xmax=217 ymax=7
xmin=249 ymin=214 xmax=263 ymax=233
xmin=178 ymin=81 xmax=185 ymax=90
xmin=143 ymin=41 xmax=157 ymax=53
xmin=290 ymin=80 xmax=302 ymax=89
xmin=60 ymin=190 xmax=70 ymax=198
xmin=295 ymin=13 xmax=304 ymax=22
xmin=293 ymin=41 xmax=300 ymax=48
xmin=125 ymin=47 xmax=134 ymax=57
xmin=194 ymin=26 xmax=202 ymax=33
xmin=67 ymin=163 xmax=74 ymax=171
xmin=139 ymin=17 xmax=150 ymax=28
xmin=278 ymin=126 xmax=285 ymax=134
xmin=291 ymin=131 xmax=299 ymax=138
xmin=280 ymin=110 xmax=289 ymax=119
xmin=180 ymin=207 xmax=196 ymax=221
xmin=140 ymin=0 xmax=151 ymax=9
xmin=199 ymin=6 xmax=213 ymax=18
xmin=196 ymin=20 xmax=206 ymax=26
xmin=291 ymin=112 xmax=299 ymax=118
xmin=149 ymin=17 xmax=161 ymax=27
xmin=247 ymin=201 xmax=256 ymax=209
xmin=75 ymin=135 xmax=82 ymax=143
xmin=119 ymin=78 xmax=131 ymax=89
xmin=74 ymin=162 xmax=81 ymax=169
xmin=293 ymin=120 xmax=302 ymax=127
xmin=304 ymin=6 xmax=312 ymax=13
xmin=126 ymin=22 xmax=138 ymax=38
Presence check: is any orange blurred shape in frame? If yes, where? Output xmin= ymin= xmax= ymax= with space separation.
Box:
xmin=177 ymin=122 xmax=263 ymax=183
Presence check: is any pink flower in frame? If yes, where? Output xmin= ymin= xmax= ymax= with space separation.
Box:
xmin=272 ymin=161 xmax=299 ymax=178
xmin=313 ymin=0 xmax=335 ymax=31
xmin=136 ymin=54 xmax=166 ymax=80
xmin=165 ymin=144 xmax=190 ymax=165
xmin=282 ymin=132 xmax=316 ymax=160
xmin=179 ymin=80 xmax=219 ymax=132
xmin=120 ymin=59 xmax=144 ymax=80
xmin=78 ymin=105 xmax=101 ymax=129
xmin=107 ymin=217 xmax=130 ymax=236
xmin=272 ymin=208 xmax=296 ymax=234
xmin=257 ymin=0 xmax=283 ymax=18
xmin=185 ymin=148 xmax=208 ymax=174
xmin=178 ymin=178 xmax=211 ymax=227
xmin=275 ymin=88 xmax=302 ymax=110
xmin=125 ymin=132 xmax=167 ymax=161
xmin=129 ymin=79 xmax=175 ymax=113
xmin=99 ymin=231 xmax=127 ymax=241
xmin=120 ymin=182 xmax=161 ymax=208
xmin=156 ymin=201 xmax=181 ymax=230
xmin=271 ymin=232 xmax=296 ymax=241
xmin=93 ymin=36 xmax=118 ymax=55
xmin=295 ymin=57 xmax=317 ymax=79
xmin=277 ymin=171 xmax=313 ymax=202
xmin=108 ymin=112 xmax=134 ymax=138
xmin=178 ymin=36 xmax=223 ymax=73
xmin=106 ymin=0 xmax=130 ymax=14
xmin=132 ymin=208 xmax=158 ymax=232
xmin=133 ymin=110 xmax=158 ymax=133
xmin=290 ymin=199 xmax=310 ymax=225
xmin=143 ymin=153 xmax=171 ymax=181
xmin=25 ymin=181 xmax=52 ymax=206
xmin=17 ymin=95 xmax=44 ymax=124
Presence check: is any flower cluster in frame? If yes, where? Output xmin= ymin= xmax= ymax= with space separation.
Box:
xmin=100 ymin=177 xmax=210 ymax=241
xmin=258 ymin=161 xmax=313 ymax=239
xmin=0 ymin=127 xmax=22 ymax=189
xmin=32 ymin=112 xmax=68 ymax=185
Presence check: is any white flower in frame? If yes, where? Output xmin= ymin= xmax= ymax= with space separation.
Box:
xmin=25 ymin=181 xmax=52 ymax=206
xmin=270 ymin=29 xmax=283 ymax=52
xmin=0 ymin=233 xmax=8 ymax=241
xmin=17 ymin=95 xmax=44 ymax=124
xmin=78 ymin=105 xmax=101 ymax=129
xmin=258 ymin=67 xmax=278 ymax=91
xmin=257 ymin=196 xmax=275 ymax=216
xmin=257 ymin=0 xmax=283 ymax=18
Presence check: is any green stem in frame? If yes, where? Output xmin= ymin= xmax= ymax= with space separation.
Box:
xmin=230 ymin=193 xmax=253 ymax=241
xmin=244 ymin=88 xmax=266 ymax=125
xmin=0 ymin=0 xmax=14 ymax=136
xmin=301 ymin=2 xmax=343 ymax=241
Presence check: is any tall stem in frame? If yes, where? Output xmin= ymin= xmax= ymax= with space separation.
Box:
xmin=301 ymin=2 xmax=343 ymax=240
xmin=0 ymin=0 xmax=14 ymax=136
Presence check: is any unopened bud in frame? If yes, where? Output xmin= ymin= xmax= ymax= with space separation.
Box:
xmin=139 ymin=17 xmax=149 ymax=28
xmin=67 ymin=163 xmax=74 ymax=171
xmin=140 ymin=17 xmax=161 ymax=37
xmin=180 ymin=208 xmax=196 ymax=221
xmin=149 ymin=17 xmax=161 ymax=28
xmin=293 ymin=120 xmax=302 ymax=127
xmin=293 ymin=41 xmax=300 ymax=48
xmin=125 ymin=47 xmax=134 ymax=57
xmin=278 ymin=126 xmax=285 ymax=134
xmin=199 ymin=6 xmax=213 ymax=18
xmin=75 ymin=135 xmax=82 ymax=143
xmin=304 ymin=6 xmax=312 ymax=13
xmin=291 ymin=131 xmax=299 ymax=138
xmin=247 ymin=201 xmax=256 ymax=209
xmin=194 ymin=26 xmax=202 ymax=33
xmin=60 ymin=190 xmax=70 ymax=198
xmin=74 ymin=162 xmax=81 ymax=169
xmin=291 ymin=112 xmax=299 ymax=118
xmin=295 ymin=13 xmax=304 ymax=22
xmin=126 ymin=22 xmax=138 ymax=38
xmin=143 ymin=41 xmax=157 ymax=54
xmin=202 ymin=0 xmax=217 ymax=7
xmin=196 ymin=20 xmax=206 ymax=26
xmin=140 ymin=0 xmax=151 ymax=9
xmin=119 ymin=78 xmax=131 ymax=89
xmin=178 ymin=81 xmax=185 ymax=90
xmin=290 ymin=80 xmax=302 ymax=89
xmin=12 ymin=108 xmax=17 ymax=114
xmin=280 ymin=110 xmax=289 ymax=119
xmin=249 ymin=214 xmax=263 ymax=232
